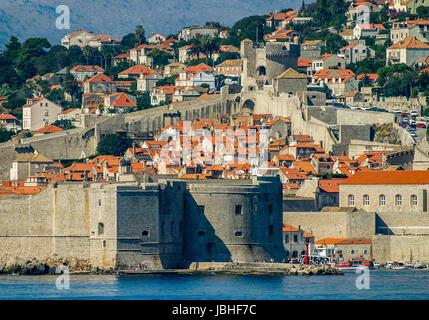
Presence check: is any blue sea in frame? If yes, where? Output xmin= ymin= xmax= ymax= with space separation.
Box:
xmin=0 ymin=270 xmax=429 ymax=300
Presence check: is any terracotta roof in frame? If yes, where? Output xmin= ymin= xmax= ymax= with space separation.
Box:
xmin=85 ymin=73 xmax=113 ymax=83
xmin=216 ymin=59 xmax=241 ymax=68
xmin=283 ymin=224 xmax=301 ymax=232
xmin=389 ymin=37 xmax=429 ymax=50
xmin=356 ymin=73 xmax=378 ymax=81
xmin=182 ymin=63 xmax=213 ymax=74
xmin=0 ymin=114 xmax=17 ymax=120
xmin=302 ymin=40 xmax=323 ymax=46
xmin=404 ymin=20 xmax=429 ymax=26
xmin=119 ymin=65 xmax=155 ymax=77
xmin=313 ymin=69 xmax=356 ymax=82
xmin=340 ymin=170 xmax=429 ymax=185
xmin=319 ymin=179 xmax=344 ymax=193
xmin=15 ymin=153 xmax=53 ymax=163
xmin=275 ymin=68 xmax=307 ymax=79
xmin=274 ymin=154 xmax=295 ymax=161
xmin=23 ymin=97 xmax=44 ymax=107
xmin=36 ymin=125 xmax=64 ymax=133
xmin=109 ymin=93 xmax=137 ymax=108
xmin=358 ymin=23 xmax=385 ymax=30
xmin=315 ymin=238 xmax=371 ymax=245
xmin=265 ymin=28 xmax=297 ymax=41
xmin=60 ymin=108 xmax=79 ymax=115
xmin=292 ymin=161 xmax=317 ymax=175
xmin=297 ymin=57 xmax=314 ymax=67
xmin=70 ymin=65 xmax=104 ymax=72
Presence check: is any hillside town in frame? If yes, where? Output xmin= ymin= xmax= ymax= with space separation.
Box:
xmin=1 ymin=0 xmax=429 ymax=272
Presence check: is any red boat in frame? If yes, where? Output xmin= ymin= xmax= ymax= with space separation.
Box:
xmin=335 ymin=258 xmax=374 ymax=270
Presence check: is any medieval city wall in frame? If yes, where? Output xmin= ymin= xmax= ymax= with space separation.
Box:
xmin=283 ymin=211 xmax=376 ymax=240
xmin=372 ymin=235 xmax=429 ymax=263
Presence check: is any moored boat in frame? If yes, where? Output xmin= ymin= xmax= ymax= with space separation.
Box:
xmin=335 ymin=258 xmax=374 ymax=270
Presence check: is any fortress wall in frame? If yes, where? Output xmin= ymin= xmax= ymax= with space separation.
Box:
xmin=184 ymin=178 xmax=285 ymax=263
xmin=373 ymin=235 xmax=429 ymax=263
xmin=375 ymin=212 xmax=429 ymax=235
xmin=0 ymin=189 xmax=55 ymax=259
xmin=53 ymin=184 xmax=90 ymax=259
xmin=0 ymin=143 xmax=16 ymax=181
xmin=336 ymin=109 xmax=394 ymax=126
xmin=283 ymin=211 xmax=375 ymax=240
xmin=88 ymin=184 xmax=118 ymax=270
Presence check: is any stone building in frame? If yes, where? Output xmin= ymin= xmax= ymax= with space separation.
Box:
xmin=273 ymin=68 xmax=308 ymax=96
xmin=240 ymin=39 xmax=300 ymax=90
xmin=339 ymin=170 xmax=429 ymax=213
xmin=22 ymin=98 xmax=62 ymax=131
xmin=0 ymin=177 xmax=285 ymax=270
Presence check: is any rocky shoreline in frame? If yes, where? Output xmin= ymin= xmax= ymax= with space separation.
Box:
xmin=0 ymin=257 xmax=93 ymax=275
xmin=188 ymin=262 xmax=343 ymax=276
xmin=0 ymin=258 xmax=342 ymax=276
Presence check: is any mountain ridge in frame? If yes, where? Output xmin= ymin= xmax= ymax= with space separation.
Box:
xmin=0 ymin=0 xmax=301 ymax=46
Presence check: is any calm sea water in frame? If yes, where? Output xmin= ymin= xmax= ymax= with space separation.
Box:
xmin=0 ymin=270 xmax=429 ymax=300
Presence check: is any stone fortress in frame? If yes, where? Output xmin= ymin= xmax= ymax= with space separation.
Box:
xmin=0 ymin=177 xmax=284 ymax=270
xmin=1 ymin=39 xmax=428 ymax=269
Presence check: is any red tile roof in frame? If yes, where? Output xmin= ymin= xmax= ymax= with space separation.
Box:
xmin=340 ymin=170 xmax=429 ymax=185
xmin=315 ymin=238 xmax=371 ymax=245
xmin=109 ymin=93 xmax=137 ymax=108
xmin=85 ymin=73 xmax=113 ymax=83
xmin=0 ymin=114 xmax=17 ymax=120
xmin=36 ymin=125 xmax=64 ymax=133
xmin=70 ymin=65 xmax=104 ymax=72
xmin=119 ymin=65 xmax=155 ymax=77
xmin=182 ymin=63 xmax=213 ymax=74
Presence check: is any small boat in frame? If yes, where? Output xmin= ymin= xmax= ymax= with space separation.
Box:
xmin=335 ymin=258 xmax=374 ymax=270
xmin=413 ymin=261 xmax=426 ymax=269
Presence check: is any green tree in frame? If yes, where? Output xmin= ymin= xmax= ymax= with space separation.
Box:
xmin=215 ymin=52 xmax=240 ymax=65
xmin=53 ymin=119 xmax=76 ymax=130
xmin=121 ymin=33 xmax=137 ymax=49
xmin=135 ymin=25 xmax=146 ymax=45
xmin=378 ymin=64 xmax=418 ymax=98
xmin=156 ymin=74 xmax=178 ymax=86
xmin=97 ymin=134 xmax=132 ymax=156
xmin=227 ymin=15 xmax=271 ymax=46
xmin=0 ymin=55 xmax=21 ymax=88
xmin=136 ymin=92 xmax=152 ymax=110
xmin=0 ymin=128 xmax=14 ymax=143
xmin=417 ymin=6 xmax=429 ymax=19
xmin=201 ymin=35 xmax=220 ymax=60
xmin=147 ymin=49 xmax=173 ymax=67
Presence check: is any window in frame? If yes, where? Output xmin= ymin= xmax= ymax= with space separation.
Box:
xmin=285 ymin=235 xmax=289 ymax=243
xmin=379 ymin=195 xmax=386 ymax=206
xmin=395 ymin=194 xmax=403 ymax=206
xmin=98 ymin=199 xmax=102 ymax=207
xmin=234 ymin=231 xmax=243 ymax=237
xmin=98 ymin=223 xmax=104 ymax=235
xmin=411 ymin=194 xmax=418 ymax=206
xmin=102 ymin=240 xmax=106 ymax=248
xmin=348 ymin=195 xmax=355 ymax=206
xmin=293 ymin=235 xmax=298 ymax=243
xmin=142 ymin=230 xmax=149 ymax=237
xmin=269 ymin=225 xmax=274 ymax=236
xmin=363 ymin=249 xmax=368 ymax=255
xmin=268 ymin=204 xmax=273 ymax=215
xmin=351 ymin=249 xmax=355 ymax=255
xmin=363 ymin=194 xmax=370 ymax=206
xmin=235 ymin=205 xmax=243 ymax=215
